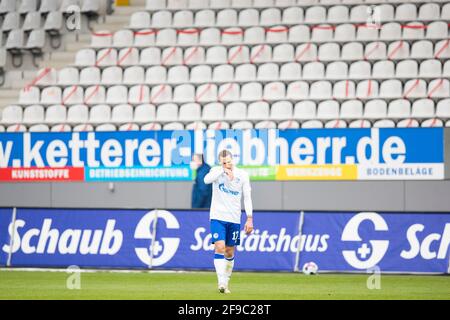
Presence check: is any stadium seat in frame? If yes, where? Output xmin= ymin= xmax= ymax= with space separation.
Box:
xmin=23 ymin=105 xmax=45 ymax=124
xmin=41 ymin=86 xmax=63 ymax=105
xmin=263 ymin=82 xmax=286 ymax=101
xmin=380 ymin=80 xmax=403 ymax=99
xmin=411 ymin=40 xmax=434 ymax=59
xmin=141 ymin=122 xmax=162 ymax=131
xmin=186 ymin=121 xmax=207 ymax=130
xmin=436 ymin=99 xmax=450 ymax=119
xmin=421 ymin=118 xmax=444 ymax=127
xmin=134 ymin=104 xmax=156 ymax=123
xmin=202 ymin=102 xmax=225 ymax=121
xmin=179 ymin=103 xmax=201 ymax=122
xmin=156 ymin=103 xmax=178 ymax=122
xmin=342 ymin=42 xmax=363 ymax=61
xmin=208 ymin=121 xmax=230 ymax=130
xmin=255 ymin=120 xmax=277 ymax=129
xmin=173 ymin=84 xmax=195 ymax=103
xmin=173 ymin=11 xmax=194 ymax=28
xmin=273 ymin=44 xmax=295 ymax=62
xmin=106 ymin=85 xmax=128 ymax=105
xmin=373 ymin=119 xmax=396 ymax=128
xmin=7 ymin=124 xmax=27 ymax=132
xmin=196 ymin=83 xmax=218 ymax=103
xmin=45 ymin=105 xmax=67 ymax=124
xmin=58 ymin=68 xmax=79 ymax=86
xmin=397 ymin=119 xmax=420 ymax=128
xmin=426 ymin=21 xmax=448 ymax=39
xmin=428 ymin=79 xmax=450 ymax=98
xmin=280 ymin=63 xmax=301 ymax=81
xmin=256 ymin=62 xmax=280 ymax=81
xmin=111 ymin=104 xmax=134 ymax=124
xmin=420 ymin=59 xmax=442 ymax=78
xmin=294 ymin=101 xmax=316 ymax=121
xmin=195 ymin=10 xmax=215 ymax=27
xmin=84 ymin=86 xmax=106 ymax=105
xmin=310 ymin=81 xmax=332 ymax=100
xmin=73 ymin=124 xmax=94 ymax=132
xmin=150 ymin=85 xmax=172 ymax=104
xmin=119 ymin=123 xmax=140 ymax=131
xmin=225 ymin=102 xmax=246 ymax=121
xmin=411 ymin=99 xmax=435 ymax=119
xmin=364 ymin=42 xmax=387 ymax=61
xmin=218 ymin=83 xmax=240 ymax=102
xmin=129 ymin=12 xmax=151 ymax=29
xmin=302 ymin=120 xmax=323 ymax=129
xmin=167 ymin=66 xmax=189 ymax=83
xmin=282 ymin=6 xmax=303 ymax=24
xmin=95 ymin=124 xmax=117 ymax=132
xmin=335 ymin=24 xmax=356 ymax=42
xmin=247 ymin=101 xmax=270 ymax=120
xmin=388 ymin=99 xmax=411 ymax=119
xmin=340 ymin=100 xmax=363 ymax=119
xmin=76 ymin=49 xmax=96 ymax=66
xmin=349 ymin=120 xmax=371 ymax=128
xmin=163 ymin=122 xmax=184 ymax=130
xmin=241 ymin=82 xmax=263 ymax=101
xmin=89 ymin=105 xmax=111 ymax=124
xmin=123 ymin=66 xmax=145 ymax=85
xmin=134 ymin=30 xmax=156 ymax=48
xmin=325 ymin=120 xmax=347 ymax=129
xmin=326 ymin=62 xmax=348 ymax=80
xmin=317 ymin=100 xmax=339 ymax=120
xmin=1 ymin=105 xmax=23 ymax=125
xmin=29 ymin=124 xmax=50 ymax=132
xmin=232 ymin=121 xmax=253 ymax=129
xmin=213 ymin=64 xmax=234 ymax=83
xmin=67 ymin=105 xmax=89 ymax=124
xmin=364 ymin=100 xmax=388 ymax=120
xmin=278 ymin=120 xmax=300 ymax=129
xmin=51 ymin=124 xmax=72 ymax=133
xmin=270 ymin=101 xmax=293 ymax=120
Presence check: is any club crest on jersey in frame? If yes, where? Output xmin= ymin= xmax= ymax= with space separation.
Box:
xmin=218 ymin=183 xmax=239 ymax=196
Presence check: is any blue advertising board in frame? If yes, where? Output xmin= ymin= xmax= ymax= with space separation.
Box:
xmin=0 ymin=208 xmax=448 ymax=273
xmin=0 ymin=128 xmax=445 ymax=181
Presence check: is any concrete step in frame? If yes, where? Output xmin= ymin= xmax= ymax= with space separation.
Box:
xmin=0 ymin=89 xmax=19 ymax=98
xmin=78 ymin=34 xmax=92 ymax=43
xmin=40 ymin=61 xmax=76 ymax=70
xmin=0 ymin=98 xmax=20 ymax=108
xmin=9 ymin=80 xmax=29 ymax=90
xmin=92 ymin=23 xmax=128 ymax=32
xmin=47 ymin=52 xmax=75 ymax=62
xmin=106 ymin=14 xmax=134 ymax=24
xmin=128 ymin=0 xmax=146 ymax=6
xmin=65 ymin=41 xmax=90 ymax=53
xmin=114 ymin=6 xmax=145 ymax=16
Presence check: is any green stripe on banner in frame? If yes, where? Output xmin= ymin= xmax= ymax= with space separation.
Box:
xmin=239 ymin=166 xmax=277 ymax=181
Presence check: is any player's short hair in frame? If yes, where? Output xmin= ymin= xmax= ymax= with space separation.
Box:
xmin=218 ymin=149 xmax=232 ymax=160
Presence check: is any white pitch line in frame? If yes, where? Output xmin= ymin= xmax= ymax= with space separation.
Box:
xmin=0 ymin=268 xmax=214 ymax=274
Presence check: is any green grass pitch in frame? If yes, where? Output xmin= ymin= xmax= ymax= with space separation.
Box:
xmin=0 ymin=270 xmax=449 ymax=300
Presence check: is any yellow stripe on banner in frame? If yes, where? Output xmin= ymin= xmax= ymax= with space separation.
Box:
xmin=116 ymin=0 xmax=129 ymax=6
xmin=276 ymin=165 xmax=358 ymax=181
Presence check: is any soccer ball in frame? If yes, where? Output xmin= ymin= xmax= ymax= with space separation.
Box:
xmin=302 ymin=262 xmax=318 ymax=275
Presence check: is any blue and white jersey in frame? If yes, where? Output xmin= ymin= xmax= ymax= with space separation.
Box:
xmin=204 ymin=166 xmax=253 ymax=224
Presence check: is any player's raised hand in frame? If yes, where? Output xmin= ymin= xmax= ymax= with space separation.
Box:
xmin=223 ymin=167 xmax=234 ymax=181
xmin=244 ymin=217 xmax=253 ymax=235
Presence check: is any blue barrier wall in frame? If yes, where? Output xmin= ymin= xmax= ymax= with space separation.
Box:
xmin=1 ymin=208 xmax=448 ymax=273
